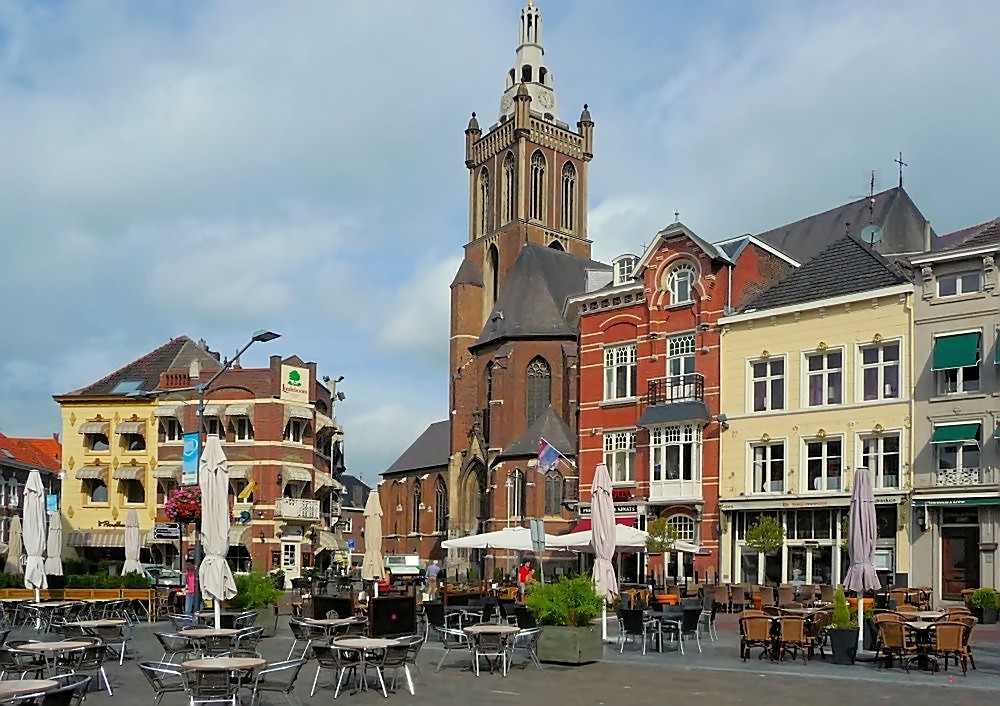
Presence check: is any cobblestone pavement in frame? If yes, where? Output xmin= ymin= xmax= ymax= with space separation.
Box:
xmin=8 ymin=613 xmax=997 ymax=706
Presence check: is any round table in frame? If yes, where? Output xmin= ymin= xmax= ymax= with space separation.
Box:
xmin=73 ymin=619 xmax=126 ymax=628
xmin=182 ymin=657 xmax=266 ymax=671
xmin=463 ymin=624 xmax=519 ymax=635
xmin=19 ymin=640 xmax=92 ymax=654
xmin=913 ymin=611 xmax=947 ymax=621
xmin=331 ymin=637 xmax=397 ymax=650
xmin=0 ymin=680 xmax=58 ymax=698
xmin=181 ymin=628 xmax=241 ymax=638
xmin=305 ymin=617 xmax=357 ymax=626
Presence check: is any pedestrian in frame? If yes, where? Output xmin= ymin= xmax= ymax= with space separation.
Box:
xmin=183 ymin=560 xmax=197 ymax=615
xmin=517 ymin=560 xmax=533 ymax=601
xmin=425 ymin=559 xmax=441 ymax=599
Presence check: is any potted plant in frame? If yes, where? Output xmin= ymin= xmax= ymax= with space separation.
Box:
xmin=744 ymin=515 xmax=784 ymax=589
xmin=268 ymin=568 xmax=286 ymax=590
xmin=828 ymin=586 xmax=858 ymax=665
xmin=526 ymin=576 xmax=604 ymax=664
xmin=228 ymin=572 xmax=284 ymax=636
xmin=967 ymin=587 xmax=999 ymax=625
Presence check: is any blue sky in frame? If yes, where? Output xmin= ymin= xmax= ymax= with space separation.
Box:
xmin=1 ymin=0 xmax=998 ymax=486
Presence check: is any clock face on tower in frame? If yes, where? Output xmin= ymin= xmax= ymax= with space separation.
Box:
xmin=538 ymin=91 xmax=554 ymax=109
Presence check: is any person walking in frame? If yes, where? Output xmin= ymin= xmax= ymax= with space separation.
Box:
xmin=183 ymin=560 xmax=197 ymax=615
xmin=425 ymin=559 xmax=441 ymax=599
xmin=517 ymin=561 xmax=533 ymax=601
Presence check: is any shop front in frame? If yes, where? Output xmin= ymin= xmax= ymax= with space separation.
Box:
xmin=576 ymin=501 xmax=645 ymax=583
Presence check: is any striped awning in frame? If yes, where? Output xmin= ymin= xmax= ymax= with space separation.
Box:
xmin=315 ymin=530 xmax=347 ymax=553
xmin=227 ymin=466 xmax=251 ymax=480
xmin=283 ymin=406 xmax=313 ymax=424
xmin=228 ymin=526 xmax=251 ymax=549
xmin=78 ymin=421 xmax=110 ymax=435
xmin=75 ymin=467 xmax=107 ymax=481
xmin=68 ymin=529 xmax=131 ymax=548
xmin=152 ymin=465 xmax=182 ymax=481
xmin=115 ymin=421 xmax=145 ymax=434
xmin=202 ymin=405 xmax=225 ymax=418
xmin=153 ymin=405 xmax=182 ymax=418
xmin=315 ymin=413 xmax=336 ymax=433
xmin=112 ymin=466 xmax=146 ymax=481
xmin=314 ymin=471 xmax=344 ymax=492
xmin=226 ymin=404 xmax=254 ymax=417
xmin=282 ymin=466 xmax=312 ymax=483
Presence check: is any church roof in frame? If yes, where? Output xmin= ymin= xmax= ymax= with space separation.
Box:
xmin=498 ymin=405 xmax=576 ymax=460
xmin=752 ymin=187 xmax=932 ymax=264
xmin=740 ymin=235 xmax=910 ymax=313
xmin=451 ymin=258 xmax=483 ymax=287
xmin=383 ymin=420 xmax=450 ymax=475
xmin=474 ymin=244 xmax=610 ymax=349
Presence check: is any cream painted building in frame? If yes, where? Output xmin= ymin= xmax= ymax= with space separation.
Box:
xmin=717 ymin=237 xmax=914 ymax=587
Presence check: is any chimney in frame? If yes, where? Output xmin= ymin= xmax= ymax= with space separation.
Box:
xmin=189 ymin=359 xmax=201 ymax=381
xmin=924 ymin=220 xmax=932 ymax=253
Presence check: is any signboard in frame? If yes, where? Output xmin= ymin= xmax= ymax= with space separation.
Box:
xmin=347 ymin=539 xmax=356 ymax=551
xmin=280 ymin=364 xmax=310 ymax=403
xmin=579 ymin=504 xmax=638 ymax=516
xmin=182 ymin=432 xmax=200 ymax=485
xmin=153 ymin=523 xmax=181 ymax=540
xmin=46 ymin=494 xmax=58 ymax=513
xmin=528 ymin=518 xmax=547 ymax=555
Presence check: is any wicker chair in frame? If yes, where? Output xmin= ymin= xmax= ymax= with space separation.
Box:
xmin=739 ymin=615 xmax=773 ymax=661
xmin=777 ymin=616 xmax=809 ymax=663
xmin=931 ymin=621 xmax=969 ymax=675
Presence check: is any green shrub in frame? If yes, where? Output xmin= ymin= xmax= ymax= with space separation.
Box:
xmin=645 ymin=517 xmax=678 ymax=553
xmin=968 ymin=587 xmax=999 ymax=610
xmin=46 ymin=575 xmax=68 ymax=590
xmin=831 ymin=586 xmax=857 ymax=629
xmin=745 ymin=515 xmax=785 ymax=555
xmin=525 ymin=576 xmax=604 ymax=627
xmin=229 ymin=572 xmax=283 ymax=610
xmin=122 ymin=572 xmax=150 ymax=589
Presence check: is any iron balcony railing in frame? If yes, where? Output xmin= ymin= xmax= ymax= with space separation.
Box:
xmin=274 ymin=497 xmax=321 ymax=520
xmin=646 ymin=373 xmax=705 ymax=405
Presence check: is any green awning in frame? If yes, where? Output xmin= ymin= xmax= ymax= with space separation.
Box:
xmin=932 ymin=332 xmax=980 ymax=371
xmin=930 ymin=422 xmax=981 ymax=444
xmin=995 ymin=341 xmax=1000 ymax=364
xmin=994 ymin=424 xmax=1000 ymax=440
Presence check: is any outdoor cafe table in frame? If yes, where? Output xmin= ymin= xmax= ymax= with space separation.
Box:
xmin=912 ymin=611 xmax=946 ymax=621
xmin=182 ymin=657 xmax=266 ymax=671
xmin=18 ymin=641 xmax=92 ymax=674
xmin=73 ymin=619 xmax=126 ymax=628
xmin=331 ymin=638 xmax=397 ymax=693
xmin=0 ymin=679 xmax=58 ymax=699
xmin=181 ymin=628 xmax=241 ymax=638
xmin=305 ymin=616 xmax=358 ymax=636
xmin=463 ymin=624 xmax=519 ymax=636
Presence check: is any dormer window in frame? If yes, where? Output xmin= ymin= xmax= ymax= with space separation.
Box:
xmin=938 ymin=272 xmax=982 ymax=297
xmin=613 ymin=255 xmax=637 ymax=286
xmin=667 ymin=263 xmax=697 ymax=304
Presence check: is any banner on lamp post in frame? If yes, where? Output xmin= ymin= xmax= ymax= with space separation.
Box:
xmin=182 ymin=432 xmax=200 ymax=486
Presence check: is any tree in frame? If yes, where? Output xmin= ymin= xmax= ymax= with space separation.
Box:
xmin=645 ymin=517 xmax=679 ymax=554
xmin=744 ymin=515 xmax=784 ymax=555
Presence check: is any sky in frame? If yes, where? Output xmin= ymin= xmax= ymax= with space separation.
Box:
xmin=1 ymin=0 xmax=998 ymax=486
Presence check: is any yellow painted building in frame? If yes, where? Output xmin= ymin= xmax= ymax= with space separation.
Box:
xmin=717 ymin=238 xmax=914 ymax=587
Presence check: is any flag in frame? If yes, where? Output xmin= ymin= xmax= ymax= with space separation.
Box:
xmin=537 ymin=438 xmax=561 ymax=473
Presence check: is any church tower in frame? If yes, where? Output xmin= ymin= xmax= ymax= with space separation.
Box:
xmin=448 ymin=0 xmax=599 ymax=549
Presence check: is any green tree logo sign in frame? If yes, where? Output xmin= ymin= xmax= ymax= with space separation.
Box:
xmin=287 ymin=369 xmax=302 ymax=387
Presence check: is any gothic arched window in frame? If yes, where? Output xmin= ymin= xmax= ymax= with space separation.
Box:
xmin=478 ymin=168 xmax=491 ymax=235
xmin=502 ymin=152 xmax=516 ymax=224
xmin=412 ymin=480 xmax=422 ymax=533
xmin=529 ymin=151 xmax=546 ymax=222
xmin=544 ymin=470 xmax=563 ymax=515
xmin=486 ymin=244 xmax=499 ymax=305
xmin=667 ymin=262 xmax=697 ymax=305
xmin=561 ymin=162 xmax=576 ymax=232
xmin=526 ymin=356 xmax=551 ymax=427
xmin=508 ymin=469 xmax=526 ymax=518
xmin=434 ymin=477 xmax=448 ymax=533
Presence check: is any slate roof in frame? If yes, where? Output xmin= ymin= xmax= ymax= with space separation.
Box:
xmin=60 ymin=336 xmax=223 ymax=397
xmin=339 ymin=474 xmax=372 ymax=510
xmin=752 ymin=187 xmax=933 ymax=264
xmin=740 ymin=235 xmax=911 ymax=313
xmin=956 ymin=218 xmax=1000 ymax=249
xmin=0 ymin=433 xmax=61 ymax=472
xmin=498 ymin=405 xmax=575 ymax=460
xmin=383 ymin=420 xmax=449 ymax=475
xmin=474 ymin=244 xmax=611 ymax=348
xmin=451 ymin=258 xmax=483 ymax=287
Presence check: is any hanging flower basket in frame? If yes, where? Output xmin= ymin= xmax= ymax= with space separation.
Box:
xmin=165 ymin=486 xmax=202 ymax=525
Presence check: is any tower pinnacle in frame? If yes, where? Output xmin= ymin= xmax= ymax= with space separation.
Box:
xmin=498 ymin=1 xmax=560 ymax=124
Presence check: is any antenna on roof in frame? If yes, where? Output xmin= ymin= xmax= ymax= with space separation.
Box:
xmin=868 ymin=170 xmax=876 ymax=224
xmin=894 ymin=151 xmax=908 ymax=188
xmin=859 ymin=172 xmax=884 ymax=247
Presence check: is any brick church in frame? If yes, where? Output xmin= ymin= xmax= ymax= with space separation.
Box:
xmin=381 ymin=0 xmax=606 ymax=576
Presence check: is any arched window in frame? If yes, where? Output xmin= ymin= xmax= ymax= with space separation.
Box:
xmin=544 ymin=470 xmax=563 ymax=515
xmin=666 ymin=513 xmax=696 ymax=542
xmin=526 ymin=357 xmax=551 ymax=427
xmin=561 ymin=162 xmax=576 ymax=232
xmin=486 ymin=245 xmax=499 ymax=304
xmin=529 ymin=151 xmax=546 ymax=221
xmin=502 ymin=152 xmax=516 ymax=223
xmin=667 ymin=263 xmax=697 ymax=304
xmin=548 ymin=240 xmax=564 ymax=251
xmin=507 ymin=469 xmax=526 ymax=518
xmin=478 ymin=168 xmax=491 ymax=235
xmin=484 ymin=361 xmax=496 ymax=443
xmin=476 ymin=467 xmax=489 ymax=524
xmin=435 ymin=477 xmax=448 ymax=533
xmin=412 ymin=480 xmax=422 ymax=533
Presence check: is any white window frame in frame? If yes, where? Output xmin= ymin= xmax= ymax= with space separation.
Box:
xmin=232 ymin=417 xmax=254 ymax=442
xmin=804 ymin=348 xmax=844 ymax=407
xmin=666 ymin=514 xmax=696 ymax=542
xmin=804 ymin=438 xmax=843 ymax=492
xmin=650 ymin=425 xmax=702 ymax=500
xmin=604 ymin=343 xmax=637 ymax=401
xmin=204 ymin=417 xmax=224 ymax=438
xmin=161 ymin=418 xmax=183 ymax=443
xmin=340 ymin=517 xmax=353 ymax=534
xmin=284 ymin=419 xmax=306 ymax=443
xmin=604 ymin=431 xmax=636 ymax=484
xmin=859 ymin=340 xmax=901 ymax=401
xmin=938 ymin=271 xmax=982 ymax=297
xmin=282 ymin=543 xmax=297 ymax=568
xmin=859 ymin=432 xmax=901 ymax=490
xmin=666 ymin=263 xmax=697 ymax=305
xmin=935 ymin=332 xmax=981 ymax=395
xmin=613 ymin=255 xmax=636 ymax=286
xmin=750 ymin=441 xmax=785 ymax=494
xmin=749 ymin=357 xmax=786 ymax=412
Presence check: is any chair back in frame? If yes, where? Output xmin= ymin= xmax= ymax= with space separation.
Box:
xmin=943 ymin=606 xmax=972 ymax=617
xmin=680 ymin=606 xmax=702 ymax=632
xmin=760 ymin=587 xmax=776 ymax=606
xmin=423 ymin=602 xmax=446 ymax=628
xmin=741 ymin=615 xmax=771 ymax=641
xmin=872 ymin=612 xmax=902 ymax=626
xmin=618 ymin=608 xmax=646 ymax=634
xmin=325 ymin=609 xmax=340 ymax=620
xmin=878 ymin=621 xmax=906 ymax=649
xmin=738 ymin=609 xmax=766 ymax=619
xmin=819 ymin=584 xmax=835 ymax=603
xmin=778 ymin=615 xmax=805 ymax=642
xmin=713 ymin=585 xmax=729 ymax=605
xmin=777 ymin=586 xmax=796 ymax=606
xmin=184 ymin=668 xmax=237 ymax=702
xmin=435 ymin=626 xmax=468 ymax=648
xmin=514 ymin=605 xmax=537 ymax=629
xmin=895 ymin=604 xmax=918 ymax=615
xmin=37 ymin=675 xmax=91 ymax=706
xmin=889 ymin=589 xmax=909 ymax=608
xmin=932 ymin=621 xmax=965 ymax=652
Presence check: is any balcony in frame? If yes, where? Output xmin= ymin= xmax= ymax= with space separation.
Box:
xmin=647 ymin=374 xmax=704 ymax=405
xmin=274 ymin=497 xmax=321 ymax=521
xmin=935 ymin=467 xmax=999 ymax=488
xmin=648 ymin=480 xmax=702 ymax=504
xmin=329 ymin=499 xmax=342 ymax=518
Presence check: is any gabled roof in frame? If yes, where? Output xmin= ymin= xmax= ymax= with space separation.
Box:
xmin=751 ymin=187 xmax=933 ymax=264
xmin=0 ymin=433 xmax=61 ymax=472
xmin=635 ymin=221 xmax=732 ymax=276
xmin=383 ymin=420 xmax=449 ymax=475
xmin=497 ymin=405 xmax=575 ymax=460
xmin=713 ymin=234 xmax=801 ymax=267
xmin=740 ymin=235 xmax=911 ymax=313
xmin=474 ymin=244 xmax=610 ymax=348
xmin=956 ymin=218 xmax=1000 ymax=250
xmin=339 ymin=474 xmax=372 ymax=510
xmin=60 ymin=336 xmax=222 ymax=397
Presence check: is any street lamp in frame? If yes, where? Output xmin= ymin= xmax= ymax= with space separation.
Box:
xmin=132 ymin=329 xmax=280 ymax=612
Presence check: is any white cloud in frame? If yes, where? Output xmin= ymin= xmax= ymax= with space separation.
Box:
xmin=377 ymin=256 xmax=461 ymax=360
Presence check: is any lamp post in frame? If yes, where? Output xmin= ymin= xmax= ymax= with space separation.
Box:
xmin=133 ymin=329 xmax=280 ymax=612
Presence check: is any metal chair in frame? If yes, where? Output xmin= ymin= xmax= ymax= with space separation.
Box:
xmin=393 ymin=634 xmax=427 ymax=686
xmin=66 ymin=644 xmax=114 ymax=696
xmin=154 ymin=631 xmax=194 ymax=664
xmin=183 ymin=668 xmax=240 ymax=706
xmin=34 ymin=675 xmax=91 ymax=706
xmin=435 ymin=627 xmax=471 ymax=672
xmin=286 ymin=619 xmax=324 ymax=661
xmin=471 ymin=632 xmax=509 ymax=677
xmin=90 ymin=624 xmax=131 ymax=665
xmin=324 ymin=609 xmax=340 ymax=620
xmin=234 ymin=626 xmax=264 ymax=654
xmin=248 ymin=659 xmax=306 ymax=706
xmin=309 ymin=644 xmax=360 ymax=698
xmin=617 ymin=608 xmax=656 ymax=655
xmin=139 ymin=661 xmax=186 ymax=705
xmin=510 ymin=627 xmax=542 ymax=670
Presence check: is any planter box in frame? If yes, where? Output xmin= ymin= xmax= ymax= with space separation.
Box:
xmin=64 ymin=589 xmax=94 ymax=600
xmin=2 ymin=589 xmax=35 ymax=599
xmin=828 ymin=628 xmax=858 ymax=665
xmin=971 ymin=607 xmax=997 ymax=625
xmin=122 ymin=589 xmax=153 ymax=600
xmin=90 ymin=589 xmax=122 ymax=600
xmin=537 ymin=625 xmax=602 ymax=665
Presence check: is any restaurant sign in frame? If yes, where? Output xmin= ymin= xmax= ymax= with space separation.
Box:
xmin=280 ymin=365 xmax=310 ymax=404
xmin=579 ymin=504 xmax=638 ymax=517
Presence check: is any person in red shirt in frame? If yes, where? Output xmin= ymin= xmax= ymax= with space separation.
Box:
xmin=517 ymin=561 xmax=534 ymax=600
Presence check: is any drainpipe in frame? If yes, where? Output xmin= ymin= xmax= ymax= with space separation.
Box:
xmin=923 ymin=220 xmax=932 ymax=253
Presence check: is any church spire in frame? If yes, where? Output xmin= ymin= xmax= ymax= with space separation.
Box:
xmin=498 ymin=1 xmax=560 ymax=123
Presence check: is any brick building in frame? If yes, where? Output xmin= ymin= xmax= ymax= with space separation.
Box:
xmin=0 ymin=432 xmax=62 ymax=549
xmin=337 ymin=474 xmax=371 ymax=569
xmin=54 ymin=336 xmax=347 ymax=584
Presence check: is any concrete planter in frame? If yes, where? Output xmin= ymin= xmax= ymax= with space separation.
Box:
xmin=536 ymin=624 xmax=602 ymax=665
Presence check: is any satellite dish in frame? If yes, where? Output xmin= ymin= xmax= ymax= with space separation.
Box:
xmin=860 ymin=224 xmax=883 ymax=245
